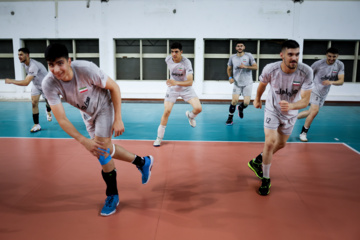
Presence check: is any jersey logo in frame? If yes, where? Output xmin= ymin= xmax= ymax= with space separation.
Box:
xmin=275 ymin=88 xmax=298 ymax=97
xmin=79 ymin=87 xmax=88 ymax=93
xmin=77 ymin=97 xmax=90 ymax=111
xmin=293 ymin=81 xmax=300 ymax=86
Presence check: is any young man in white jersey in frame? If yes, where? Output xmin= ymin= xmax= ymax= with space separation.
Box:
xmin=5 ymin=48 xmax=52 ymax=132
xmin=297 ymin=48 xmax=344 ymax=142
xmin=226 ymin=42 xmax=258 ymax=125
xmin=153 ymin=42 xmax=202 ymax=147
xmin=42 ymin=43 xmax=153 ymax=216
xmin=248 ymin=40 xmax=313 ymax=196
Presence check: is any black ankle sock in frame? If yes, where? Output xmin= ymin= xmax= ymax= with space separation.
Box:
xmin=33 ymin=113 xmax=39 ymax=124
xmin=301 ymin=126 xmax=309 ymax=134
xmin=239 ymin=102 xmax=248 ymax=110
xmin=132 ymin=156 xmax=145 ymax=167
xmin=102 ymin=169 xmax=118 ymax=196
xmin=254 ymin=153 xmax=262 ymax=163
xmin=229 ymin=104 xmax=236 ymax=114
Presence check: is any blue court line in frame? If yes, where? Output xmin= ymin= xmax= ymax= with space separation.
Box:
xmin=0 ymin=101 xmax=359 ymax=152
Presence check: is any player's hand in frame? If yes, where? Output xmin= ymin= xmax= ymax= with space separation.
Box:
xmin=166 ymin=79 xmax=176 ymax=87
xmin=239 ymin=63 xmax=247 ymax=69
xmin=82 ymin=138 xmax=106 ymax=157
xmin=253 ymin=98 xmax=262 ymax=109
xmin=112 ymin=119 xmax=125 ymax=137
xmin=279 ymin=100 xmax=292 ymax=112
xmin=229 ymin=78 xmax=234 ymax=84
xmin=5 ymin=78 xmax=12 ymax=84
xmin=322 ymin=80 xmax=332 ymax=86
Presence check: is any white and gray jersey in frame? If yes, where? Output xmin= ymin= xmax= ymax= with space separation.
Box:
xmin=228 ymin=52 xmax=256 ymax=86
xmin=42 ymin=60 xmax=111 ymax=118
xmin=311 ymin=59 xmax=345 ymax=97
xmin=260 ymin=61 xmax=313 ymax=119
xmin=23 ymin=59 xmax=48 ymax=90
xmin=166 ymin=55 xmax=193 ymax=92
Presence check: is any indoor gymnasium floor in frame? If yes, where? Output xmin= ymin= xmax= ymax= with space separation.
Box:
xmin=0 ymin=101 xmax=359 ymax=240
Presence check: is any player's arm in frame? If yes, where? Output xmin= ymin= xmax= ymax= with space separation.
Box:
xmin=227 ymin=66 xmax=234 ymax=83
xmin=51 ymin=103 xmax=104 ymax=156
xmin=282 ymin=89 xmax=312 ymax=111
xmin=5 ymin=75 xmax=34 ymax=86
xmin=254 ymin=81 xmax=267 ymax=109
xmin=332 ymin=74 xmax=344 ymax=86
xmin=104 ymin=77 xmax=124 ymax=137
xmin=240 ymin=62 xmax=258 ymax=70
xmin=166 ymin=74 xmax=193 ymax=87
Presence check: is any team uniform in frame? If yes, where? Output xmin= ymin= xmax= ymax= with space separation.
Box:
xmin=227 ymin=52 xmax=256 ymax=96
xmin=164 ymin=55 xmax=198 ymax=103
xmin=259 ymin=61 xmax=313 ymax=135
xmin=310 ymin=59 xmax=345 ymax=107
xmin=23 ymin=59 xmax=48 ymax=98
xmin=42 ymin=60 xmax=113 ymax=139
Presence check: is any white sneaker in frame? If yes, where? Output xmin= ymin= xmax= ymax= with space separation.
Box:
xmin=299 ymin=132 xmax=308 ymax=142
xmin=153 ymin=137 xmax=162 ymax=147
xmin=186 ymin=111 xmax=196 ymax=128
xmin=30 ymin=124 xmax=41 ymax=133
xmin=46 ymin=111 xmax=52 ymax=122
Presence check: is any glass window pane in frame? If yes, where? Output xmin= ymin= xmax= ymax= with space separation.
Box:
xmin=115 ymin=40 xmax=140 ymax=53
xmin=302 ymin=59 xmax=317 ymax=68
xmin=0 ymin=58 xmax=15 ymax=78
xmin=357 ymin=61 xmax=360 ymax=83
xmin=0 ymin=40 xmax=13 ymax=53
xmin=205 ymin=40 xmax=229 ymax=54
xmin=169 ymin=40 xmax=195 ymax=53
xmin=76 ymin=39 xmax=99 ymax=53
xmin=143 ymin=58 xmax=166 ymax=80
xmin=76 ymin=58 xmax=100 ymax=67
xmin=33 ymin=58 xmax=48 ymax=70
xmin=204 ymin=58 xmax=228 ymax=80
xmin=303 ymin=40 xmax=328 ymax=55
xmin=331 ymin=41 xmax=356 ymax=55
xmin=232 ymin=40 xmax=257 ymax=54
xmin=49 ymin=39 xmax=73 ymax=52
xmin=259 ymin=59 xmax=281 ymax=76
xmin=24 ymin=40 xmax=47 ymax=53
xmin=143 ymin=40 xmax=166 ymax=54
xmin=341 ymin=60 xmax=353 ymax=83
xmin=260 ymin=40 xmax=283 ymax=54
xmin=116 ymin=58 xmax=140 ymax=80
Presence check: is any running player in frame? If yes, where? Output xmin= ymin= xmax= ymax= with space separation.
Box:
xmin=42 ymin=43 xmax=153 ymax=216
xmin=153 ymin=42 xmax=202 ymax=147
xmin=248 ymin=40 xmax=313 ymax=196
xmin=298 ymin=48 xmax=344 ymax=142
xmin=5 ymin=47 xmax=52 ymax=132
xmin=226 ymin=41 xmax=258 ymax=125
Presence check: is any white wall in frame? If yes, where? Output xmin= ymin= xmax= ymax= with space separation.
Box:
xmin=0 ymin=0 xmax=359 ymax=101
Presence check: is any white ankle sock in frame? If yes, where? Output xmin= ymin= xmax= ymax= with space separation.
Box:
xmin=262 ymin=163 xmax=271 ymax=178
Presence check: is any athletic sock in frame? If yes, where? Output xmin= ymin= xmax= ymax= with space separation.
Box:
xmin=157 ymin=125 xmax=166 ymax=139
xmin=101 ymin=169 xmax=118 ymax=196
xmin=254 ymin=153 xmax=263 ymax=164
xmin=189 ymin=111 xmax=198 ymax=118
xmin=33 ymin=113 xmax=39 ymax=124
xmin=301 ymin=126 xmax=309 ymax=134
xmin=229 ymin=104 xmax=236 ymax=114
xmin=262 ymin=163 xmax=271 ymax=179
xmin=132 ymin=155 xmax=145 ymax=168
xmin=239 ymin=102 xmax=248 ymax=110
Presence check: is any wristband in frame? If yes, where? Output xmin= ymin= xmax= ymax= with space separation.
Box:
xmin=229 ymin=77 xmax=233 ymax=80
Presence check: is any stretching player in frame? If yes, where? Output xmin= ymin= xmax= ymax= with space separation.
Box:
xmin=298 ymin=48 xmax=344 ymax=142
xmin=153 ymin=42 xmax=202 ymax=147
xmin=248 ymin=40 xmax=313 ymax=196
xmin=226 ymin=41 xmax=258 ymax=125
xmin=42 ymin=43 xmax=153 ymax=216
xmin=5 ymin=47 xmax=52 ymax=132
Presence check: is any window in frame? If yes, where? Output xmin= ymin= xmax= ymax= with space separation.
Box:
xmin=204 ymin=39 xmax=284 ymax=82
xmin=303 ymin=40 xmax=360 ymax=83
xmin=22 ymin=39 xmax=100 ymax=69
xmin=0 ymin=40 xmax=15 ymax=79
xmin=115 ymin=39 xmax=195 ymax=80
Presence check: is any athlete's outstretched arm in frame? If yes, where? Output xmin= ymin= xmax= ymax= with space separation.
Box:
xmin=5 ymin=75 xmax=34 ymax=86
xmin=254 ymin=81 xmax=267 ymax=109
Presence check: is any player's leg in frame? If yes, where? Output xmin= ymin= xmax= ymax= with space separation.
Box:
xmin=186 ymin=97 xmax=202 ymax=128
xmin=154 ymin=101 xmax=175 ymax=147
xmin=226 ymin=94 xmax=239 ymax=125
xmin=30 ymin=94 xmax=41 ymax=132
xmin=237 ymin=84 xmax=252 ymax=119
xmin=299 ymin=96 xmax=321 ymax=142
xmin=44 ymin=98 xmax=52 ymax=122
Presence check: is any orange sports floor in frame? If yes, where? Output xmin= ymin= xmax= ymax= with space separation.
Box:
xmin=1 ymin=138 xmax=359 ymax=240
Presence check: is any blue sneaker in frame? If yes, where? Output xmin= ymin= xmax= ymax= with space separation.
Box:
xmin=137 ymin=155 xmax=154 ymax=184
xmin=100 ymin=195 xmax=119 ymax=216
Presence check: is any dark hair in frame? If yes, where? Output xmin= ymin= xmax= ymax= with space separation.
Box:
xmin=326 ymin=47 xmax=339 ymax=54
xmin=45 ymin=43 xmax=69 ymax=62
xmin=281 ymin=40 xmax=300 ymax=51
xmin=235 ymin=41 xmax=245 ymax=46
xmin=170 ymin=42 xmax=182 ymax=51
xmin=18 ymin=47 xmax=30 ymax=55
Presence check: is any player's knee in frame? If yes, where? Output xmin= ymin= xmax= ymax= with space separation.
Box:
xmin=194 ymin=105 xmax=202 ymax=114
